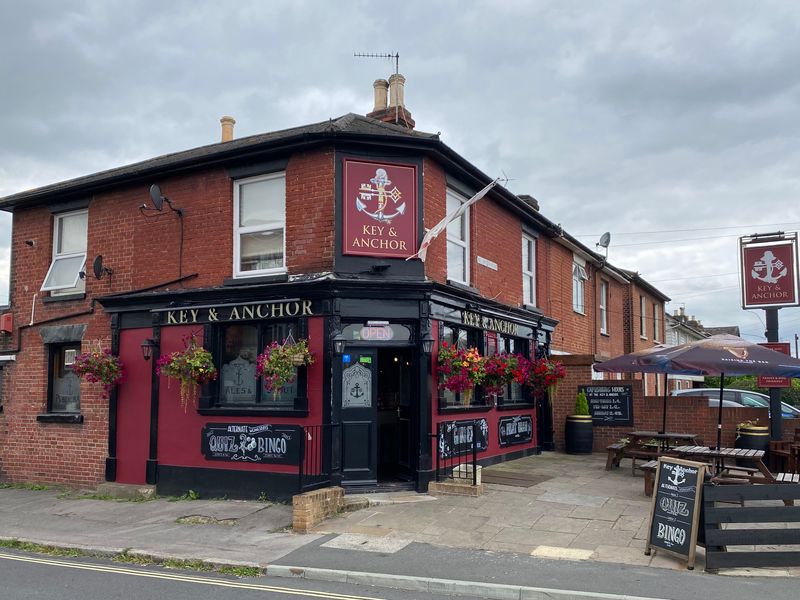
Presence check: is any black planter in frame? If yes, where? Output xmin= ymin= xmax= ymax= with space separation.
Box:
xmin=735 ymin=424 xmax=769 ymax=467
xmin=565 ymin=415 xmax=593 ymax=454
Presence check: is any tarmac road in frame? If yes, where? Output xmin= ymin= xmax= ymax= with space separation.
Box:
xmin=0 ymin=549 xmax=486 ymax=600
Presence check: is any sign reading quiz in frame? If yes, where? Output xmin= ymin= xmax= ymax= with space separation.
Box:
xmin=645 ymin=458 xmax=706 ymax=570
xmin=579 ymin=384 xmax=633 ymax=426
xmin=342 ymin=159 xmax=418 ymax=258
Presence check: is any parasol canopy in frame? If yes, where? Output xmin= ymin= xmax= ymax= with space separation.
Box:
xmin=594 ymin=335 xmax=800 ymax=449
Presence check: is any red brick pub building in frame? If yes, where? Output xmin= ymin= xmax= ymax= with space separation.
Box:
xmin=0 ymin=77 xmax=668 ymax=498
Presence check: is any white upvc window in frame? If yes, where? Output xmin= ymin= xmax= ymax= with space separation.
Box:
xmin=41 ymin=209 xmax=88 ymax=294
xmin=446 ymin=189 xmax=469 ymax=285
xmin=640 ymin=295 xmax=647 ymax=338
xmin=572 ymin=263 xmax=588 ymax=313
xmin=233 ymin=172 xmax=286 ymax=278
xmin=599 ymin=280 xmax=608 ymax=334
xmin=522 ymin=234 xmax=536 ymax=306
xmin=653 ymin=303 xmax=660 ymax=342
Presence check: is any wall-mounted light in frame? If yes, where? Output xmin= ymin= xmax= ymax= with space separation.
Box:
xmin=333 ymin=332 xmax=345 ymax=355
xmin=140 ymin=338 xmax=157 ymax=361
xmin=421 ymin=330 xmax=435 ymax=355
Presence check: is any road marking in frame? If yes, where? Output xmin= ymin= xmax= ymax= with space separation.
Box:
xmin=0 ymin=552 xmax=381 ymax=600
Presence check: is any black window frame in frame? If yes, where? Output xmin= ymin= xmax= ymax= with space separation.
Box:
xmin=47 ymin=342 xmax=82 ymax=414
xmin=200 ymin=318 xmax=309 ymax=416
xmin=488 ymin=332 xmax=535 ymax=410
xmin=437 ymin=322 xmax=488 ymax=412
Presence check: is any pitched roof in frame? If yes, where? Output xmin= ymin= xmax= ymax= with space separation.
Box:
xmin=0 ymin=113 xmax=438 ymax=210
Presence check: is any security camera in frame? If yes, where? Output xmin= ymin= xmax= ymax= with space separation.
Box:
xmin=25 ymin=239 xmax=35 ymax=247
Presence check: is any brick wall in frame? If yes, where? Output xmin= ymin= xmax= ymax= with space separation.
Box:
xmin=551 ymin=355 xmax=782 ymax=451
xmin=292 ymin=486 xmax=344 ymax=532
xmin=0 ymin=148 xmax=335 ymax=487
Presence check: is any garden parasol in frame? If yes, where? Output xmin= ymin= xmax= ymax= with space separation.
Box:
xmin=594 ymin=335 xmax=800 ymax=449
xmin=593 ymin=344 xmax=702 ymax=435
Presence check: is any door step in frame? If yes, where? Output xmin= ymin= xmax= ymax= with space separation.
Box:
xmin=344 ymin=481 xmax=416 ymax=494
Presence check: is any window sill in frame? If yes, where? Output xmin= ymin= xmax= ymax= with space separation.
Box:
xmin=446 ymin=280 xmax=478 ymax=295
xmin=496 ymin=403 xmax=535 ymax=411
xmin=573 ymin=309 xmax=586 ymax=316
xmin=640 ymin=336 xmax=648 ymax=341
xmin=36 ymin=413 xmax=84 ymax=424
xmin=198 ymin=407 xmax=309 ymax=418
xmin=438 ymin=405 xmax=493 ymax=415
xmin=600 ymin=331 xmax=610 ymax=337
xmin=223 ymin=274 xmax=289 ymax=286
xmin=43 ymin=293 xmax=86 ymax=304
xmin=522 ymin=303 xmax=541 ymax=314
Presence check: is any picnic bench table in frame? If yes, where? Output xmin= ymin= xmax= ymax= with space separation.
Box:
xmin=669 ymin=445 xmax=773 ymax=481
xmin=605 ymin=432 xmax=698 ymax=473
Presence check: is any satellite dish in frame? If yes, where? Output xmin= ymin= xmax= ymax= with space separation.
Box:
xmin=149 ymin=184 xmax=165 ymax=211
xmin=598 ymin=232 xmax=611 ymax=249
xmin=92 ymin=255 xmax=113 ymax=279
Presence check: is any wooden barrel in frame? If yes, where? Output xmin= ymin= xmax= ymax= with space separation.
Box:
xmin=735 ymin=424 xmax=769 ymax=466
xmin=565 ymin=415 xmax=593 ymax=454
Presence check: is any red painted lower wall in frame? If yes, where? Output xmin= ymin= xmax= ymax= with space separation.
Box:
xmin=428 ymin=320 xmax=538 ymax=464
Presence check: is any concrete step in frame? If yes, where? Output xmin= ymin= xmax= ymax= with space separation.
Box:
xmin=95 ymin=482 xmax=156 ymax=500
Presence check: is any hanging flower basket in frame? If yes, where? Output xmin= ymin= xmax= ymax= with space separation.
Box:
xmin=157 ymin=337 xmax=218 ymax=412
xmin=481 ymin=353 xmax=520 ymax=397
xmin=71 ymin=348 xmax=125 ymax=400
xmin=437 ymin=342 xmax=484 ymax=394
xmin=256 ymin=338 xmax=314 ymax=393
xmin=527 ymin=357 xmax=567 ymax=398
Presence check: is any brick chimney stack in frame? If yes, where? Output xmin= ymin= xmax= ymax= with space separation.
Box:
xmin=220 ymin=116 xmax=236 ymax=142
xmin=367 ymin=73 xmax=415 ymax=129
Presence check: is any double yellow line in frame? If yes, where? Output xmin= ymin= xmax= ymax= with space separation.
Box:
xmin=0 ymin=552 xmax=381 ymax=600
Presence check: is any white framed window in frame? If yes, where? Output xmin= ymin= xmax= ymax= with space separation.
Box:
xmin=572 ymin=263 xmax=588 ymax=313
xmin=41 ymin=209 xmax=87 ymax=294
xmin=640 ymin=295 xmax=647 ymax=338
xmin=446 ymin=189 xmax=469 ymax=284
xmin=599 ymin=280 xmax=608 ymax=334
xmin=522 ymin=234 xmax=536 ymax=306
xmin=653 ymin=303 xmax=660 ymax=342
xmin=233 ymin=172 xmax=286 ymax=278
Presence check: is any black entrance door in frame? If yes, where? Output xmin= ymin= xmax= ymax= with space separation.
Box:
xmin=340 ymin=348 xmax=378 ymax=484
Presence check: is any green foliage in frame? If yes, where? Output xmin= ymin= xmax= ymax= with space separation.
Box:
xmin=180 ymin=489 xmax=200 ymax=501
xmin=0 ymin=482 xmax=49 ymax=491
xmin=0 ymin=539 xmax=82 ymax=557
xmin=218 ymin=565 xmax=262 ymax=578
xmin=574 ymin=391 xmax=589 ymax=416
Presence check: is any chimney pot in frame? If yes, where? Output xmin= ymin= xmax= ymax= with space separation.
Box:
xmin=220 ymin=116 xmax=236 ymax=142
xmin=372 ymin=79 xmax=389 ymax=112
xmin=388 ymin=73 xmax=406 ymax=108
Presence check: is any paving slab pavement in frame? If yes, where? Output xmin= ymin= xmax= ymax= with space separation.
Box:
xmin=312 ymin=451 xmax=800 ymax=577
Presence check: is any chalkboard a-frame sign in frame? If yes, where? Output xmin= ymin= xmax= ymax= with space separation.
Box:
xmin=645 ymin=457 xmax=706 ymax=570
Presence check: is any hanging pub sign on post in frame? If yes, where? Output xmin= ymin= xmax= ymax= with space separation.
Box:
xmin=739 ymin=233 xmax=799 ymax=310
xmin=645 ymin=457 xmax=706 ymax=570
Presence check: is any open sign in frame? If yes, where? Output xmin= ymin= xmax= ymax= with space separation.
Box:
xmin=359 ymin=325 xmax=394 ymax=341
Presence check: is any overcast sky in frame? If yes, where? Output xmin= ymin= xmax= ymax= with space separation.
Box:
xmin=2 ymin=1 xmax=800 ymax=350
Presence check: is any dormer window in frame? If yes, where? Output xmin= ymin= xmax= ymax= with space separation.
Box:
xmin=41 ymin=210 xmax=87 ymax=295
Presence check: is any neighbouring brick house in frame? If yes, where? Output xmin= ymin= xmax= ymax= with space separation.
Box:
xmin=0 ymin=74 xmax=668 ymax=495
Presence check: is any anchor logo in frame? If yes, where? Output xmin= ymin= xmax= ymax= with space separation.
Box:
xmin=350 ymin=383 xmax=365 ymax=400
xmin=355 ymin=168 xmax=406 ymax=223
xmin=668 ymin=465 xmax=686 ymax=486
xmin=752 ymin=250 xmax=787 ymax=284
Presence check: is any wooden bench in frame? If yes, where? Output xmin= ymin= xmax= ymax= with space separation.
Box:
xmin=638 ymin=460 xmax=659 ymax=497
xmin=605 ymin=443 xmax=625 ymax=470
xmin=625 ymin=448 xmax=659 ymax=475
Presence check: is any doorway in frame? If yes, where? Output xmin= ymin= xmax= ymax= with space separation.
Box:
xmin=377 ymin=348 xmax=414 ymax=481
xmin=339 ymin=345 xmax=416 ymax=486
